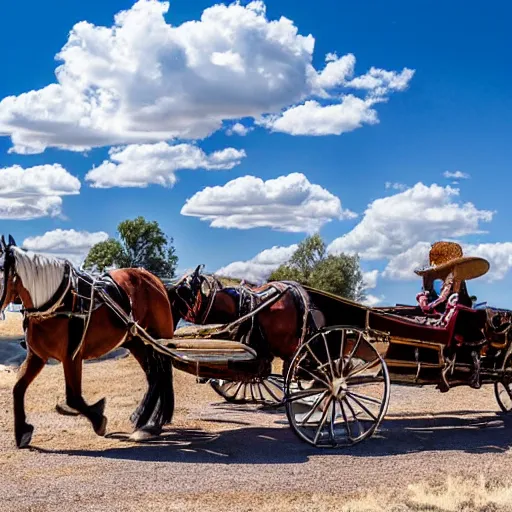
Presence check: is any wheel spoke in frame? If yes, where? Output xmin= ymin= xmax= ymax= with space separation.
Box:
xmin=347 ymin=390 xmax=382 ymax=406
xmin=233 ymin=382 xmax=244 ymax=401
xmin=346 ymin=358 xmax=380 ymax=379
xmin=296 ymin=363 xmax=331 ymax=388
xmin=305 ymin=344 xmax=331 ymax=381
xmin=298 ymin=391 xmax=328 ymax=426
xmin=337 ymin=396 xmax=355 ymax=441
xmin=344 ymin=331 xmax=362 ymax=371
xmin=262 ymin=380 xmax=283 ymax=403
xmin=346 ymin=393 xmax=379 ymax=422
xmin=322 ymin=332 xmax=336 ymax=380
xmin=338 ymin=329 xmax=346 ymax=376
xmin=343 ymin=396 xmax=366 ymax=439
xmin=329 ymin=396 xmax=337 ymax=445
xmin=287 ymin=388 xmax=326 ymax=403
xmin=313 ymin=396 xmax=333 ymax=445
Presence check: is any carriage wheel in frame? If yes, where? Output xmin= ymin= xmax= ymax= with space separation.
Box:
xmin=495 ymin=355 xmax=512 ymax=412
xmin=285 ymin=326 xmax=390 ymax=448
xmin=210 ymin=375 xmax=285 ymax=404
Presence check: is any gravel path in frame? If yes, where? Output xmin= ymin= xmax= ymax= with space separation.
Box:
xmin=2 ymin=353 xmax=512 ymax=511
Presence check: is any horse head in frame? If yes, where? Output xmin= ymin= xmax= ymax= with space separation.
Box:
xmin=168 ymin=265 xmax=222 ymax=323
xmin=0 ymin=234 xmax=20 ymax=311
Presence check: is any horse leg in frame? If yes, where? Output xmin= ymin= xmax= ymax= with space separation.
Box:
xmin=123 ymin=337 xmax=175 ymax=441
xmin=13 ymin=350 xmax=46 ymax=448
xmin=62 ymin=355 xmax=107 ymax=436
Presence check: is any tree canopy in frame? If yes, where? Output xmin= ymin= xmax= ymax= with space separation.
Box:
xmin=268 ymin=234 xmax=365 ymax=301
xmin=84 ymin=216 xmax=178 ymax=278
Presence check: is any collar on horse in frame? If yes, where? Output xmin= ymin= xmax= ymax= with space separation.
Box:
xmin=22 ymin=262 xmax=73 ymax=318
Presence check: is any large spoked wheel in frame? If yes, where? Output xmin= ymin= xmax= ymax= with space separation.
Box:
xmin=210 ymin=375 xmax=285 ymax=404
xmin=285 ymin=326 xmax=390 ymax=448
xmin=495 ymin=355 xmax=512 ymax=412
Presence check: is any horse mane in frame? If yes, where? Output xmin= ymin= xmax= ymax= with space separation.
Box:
xmin=12 ymin=247 xmax=68 ymax=308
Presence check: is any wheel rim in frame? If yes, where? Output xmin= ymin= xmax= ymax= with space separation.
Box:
xmin=285 ymin=326 xmax=390 ymax=448
xmin=210 ymin=375 xmax=285 ymax=404
xmin=495 ymin=381 xmax=512 ymax=412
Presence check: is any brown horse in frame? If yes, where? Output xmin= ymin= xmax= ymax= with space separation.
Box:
xmin=167 ymin=265 xmax=325 ymax=368
xmin=0 ymin=235 xmax=178 ymax=448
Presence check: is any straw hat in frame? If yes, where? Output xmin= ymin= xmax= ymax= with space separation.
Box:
xmin=414 ymin=241 xmax=490 ymax=281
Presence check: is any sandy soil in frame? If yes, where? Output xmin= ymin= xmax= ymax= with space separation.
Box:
xmin=3 ymin=313 xmax=512 ymax=511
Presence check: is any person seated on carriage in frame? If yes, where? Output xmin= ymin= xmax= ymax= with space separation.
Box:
xmin=414 ymin=241 xmax=490 ymax=390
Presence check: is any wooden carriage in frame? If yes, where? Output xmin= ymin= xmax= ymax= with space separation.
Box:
xmin=162 ymin=284 xmax=512 ymax=448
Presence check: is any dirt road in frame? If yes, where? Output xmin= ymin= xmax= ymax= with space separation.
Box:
xmin=2 ymin=312 xmax=512 ymax=511
xmin=2 ymin=354 xmax=512 ymax=511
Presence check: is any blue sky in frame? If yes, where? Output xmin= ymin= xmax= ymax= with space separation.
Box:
xmin=0 ymin=0 xmax=511 ymax=307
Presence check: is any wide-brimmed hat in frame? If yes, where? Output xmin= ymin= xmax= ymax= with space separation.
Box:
xmin=414 ymin=241 xmax=490 ymax=281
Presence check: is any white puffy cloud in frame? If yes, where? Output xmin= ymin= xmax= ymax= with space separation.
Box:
xmin=0 ymin=0 xmax=414 ymax=154
xmin=215 ymin=243 xmax=298 ymax=284
xmin=362 ymin=294 xmax=385 ymax=307
xmin=181 ymin=172 xmax=355 ymax=233
xmin=328 ymin=182 xmax=494 ymax=260
xmin=346 ymin=67 xmax=415 ymax=97
xmin=85 ymin=142 xmax=246 ymax=188
xmin=226 ymin=123 xmax=253 ymax=136
xmin=259 ymin=95 xmax=382 ymax=136
xmin=22 ymin=229 xmax=109 ymax=266
xmin=0 ymin=164 xmax=80 ymax=219
xmin=382 ymin=242 xmax=431 ymax=280
xmin=362 ymin=269 xmax=379 ymax=289
xmin=444 ymin=170 xmax=470 ymax=179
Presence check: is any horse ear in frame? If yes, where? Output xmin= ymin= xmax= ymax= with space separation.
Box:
xmin=193 ymin=264 xmax=203 ymax=278
xmin=8 ymin=235 xmax=16 ymax=247
xmin=0 ymin=236 xmax=5 ymax=250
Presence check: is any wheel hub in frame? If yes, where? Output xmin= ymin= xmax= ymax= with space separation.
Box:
xmin=331 ymin=377 xmax=347 ymax=399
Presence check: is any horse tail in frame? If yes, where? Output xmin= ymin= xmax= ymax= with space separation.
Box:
xmin=130 ymin=339 xmax=175 ymax=431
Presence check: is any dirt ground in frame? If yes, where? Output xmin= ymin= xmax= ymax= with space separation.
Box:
xmin=3 ymin=314 xmax=512 ymax=511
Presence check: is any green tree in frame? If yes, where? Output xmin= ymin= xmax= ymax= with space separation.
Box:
xmin=268 ymin=234 xmax=365 ymax=301
xmin=84 ymin=216 xmax=178 ymax=278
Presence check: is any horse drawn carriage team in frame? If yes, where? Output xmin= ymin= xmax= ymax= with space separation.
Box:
xmin=1 ymin=234 xmax=512 ymax=448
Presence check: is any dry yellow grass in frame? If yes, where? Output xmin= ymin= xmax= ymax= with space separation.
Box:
xmin=0 ymin=311 xmax=23 ymax=338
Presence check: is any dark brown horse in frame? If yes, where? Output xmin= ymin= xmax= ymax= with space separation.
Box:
xmin=0 ymin=235 xmax=178 ymax=448
xmin=167 ymin=265 xmax=325 ymax=368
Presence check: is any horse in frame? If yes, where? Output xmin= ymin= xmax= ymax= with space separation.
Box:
xmin=0 ymin=235 xmax=178 ymax=448
xmin=165 ymin=265 xmax=325 ymax=372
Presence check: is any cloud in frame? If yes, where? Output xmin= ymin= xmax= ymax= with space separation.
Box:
xmin=385 ymin=181 xmax=407 ymax=191
xmin=0 ymin=0 xmax=414 ymax=153
xmin=226 ymin=123 xmax=253 ymax=136
xmin=215 ymin=243 xmax=298 ymax=284
xmin=22 ymin=229 xmax=109 ymax=266
xmin=328 ymin=182 xmax=494 ymax=260
xmin=362 ymin=269 xmax=379 ymax=289
xmin=346 ymin=67 xmax=415 ymax=97
xmin=362 ymin=294 xmax=385 ymax=307
xmin=382 ymin=241 xmax=431 ymax=280
xmin=85 ymin=142 xmax=246 ymax=188
xmin=258 ymin=95 xmax=382 ymax=136
xmin=0 ymin=164 xmax=80 ymax=219
xmin=181 ymin=172 xmax=355 ymax=233
xmin=444 ymin=170 xmax=470 ymax=179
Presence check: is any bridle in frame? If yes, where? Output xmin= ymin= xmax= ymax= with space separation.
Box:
xmin=173 ymin=270 xmax=221 ymax=324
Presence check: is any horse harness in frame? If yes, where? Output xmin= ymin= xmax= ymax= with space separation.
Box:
xmin=21 ymin=264 xmax=132 ymax=358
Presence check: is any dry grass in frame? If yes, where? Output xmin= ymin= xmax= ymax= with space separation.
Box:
xmin=0 ymin=312 xmax=23 ymax=338
xmin=333 ymin=475 xmax=512 ymax=512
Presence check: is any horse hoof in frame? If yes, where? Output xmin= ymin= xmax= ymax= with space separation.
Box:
xmin=55 ymin=402 xmax=80 ymax=416
xmin=129 ymin=428 xmax=161 ymax=442
xmin=94 ymin=416 xmax=108 ymax=437
xmin=16 ymin=424 xmax=34 ymax=449
xmin=91 ymin=398 xmax=106 ymax=416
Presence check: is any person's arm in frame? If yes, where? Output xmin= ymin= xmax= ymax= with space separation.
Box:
xmin=422 ymin=273 xmax=454 ymax=312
